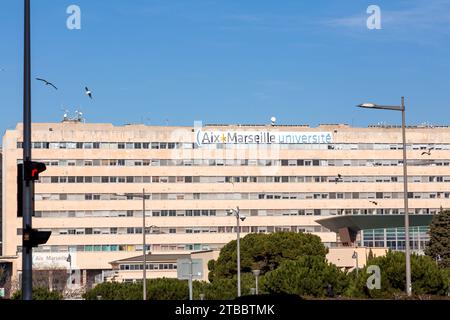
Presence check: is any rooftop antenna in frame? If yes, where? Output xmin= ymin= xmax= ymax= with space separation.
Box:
xmin=61 ymin=107 xmax=69 ymax=122
xmin=75 ymin=109 xmax=85 ymax=122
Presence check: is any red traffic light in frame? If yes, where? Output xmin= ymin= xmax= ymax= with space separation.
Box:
xmin=24 ymin=161 xmax=46 ymax=181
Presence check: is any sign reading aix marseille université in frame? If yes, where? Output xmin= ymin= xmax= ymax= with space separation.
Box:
xmin=195 ymin=129 xmax=333 ymax=146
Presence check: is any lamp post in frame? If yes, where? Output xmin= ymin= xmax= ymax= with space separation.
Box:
xmin=67 ymin=253 xmax=72 ymax=288
xmin=115 ymin=189 xmax=150 ymax=300
xmin=352 ymin=251 xmax=359 ymax=277
xmin=142 ymin=188 xmax=147 ymax=300
xmin=357 ymin=97 xmax=412 ymax=296
xmin=228 ymin=207 xmax=245 ymax=297
xmin=252 ymin=269 xmax=260 ymax=295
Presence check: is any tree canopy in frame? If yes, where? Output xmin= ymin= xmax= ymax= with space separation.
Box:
xmin=12 ymin=287 xmax=62 ymax=300
xmin=350 ymin=251 xmax=449 ymax=298
xmin=208 ymin=232 xmax=328 ymax=281
xmin=262 ymin=255 xmax=349 ymax=298
xmin=425 ymin=209 xmax=450 ymax=268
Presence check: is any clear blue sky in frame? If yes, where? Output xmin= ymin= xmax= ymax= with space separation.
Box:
xmin=1 ymin=0 xmax=450 ymax=134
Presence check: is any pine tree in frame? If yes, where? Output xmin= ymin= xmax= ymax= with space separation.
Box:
xmin=424 ymin=210 xmax=450 ymax=268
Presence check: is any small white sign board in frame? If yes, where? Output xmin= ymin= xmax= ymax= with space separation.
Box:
xmin=32 ymin=252 xmax=77 ymax=269
xmin=176 ymin=259 xmax=203 ymax=280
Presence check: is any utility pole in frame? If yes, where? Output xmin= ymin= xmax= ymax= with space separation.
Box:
xmin=143 ymin=188 xmax=146 ymax=300
xmin=19 ymin=1 xmax=52 ymax=300
xmin=188 ymin=259 xmax=193 ymax=300
xmin=22 ymin=0 xmax=33 ymax=301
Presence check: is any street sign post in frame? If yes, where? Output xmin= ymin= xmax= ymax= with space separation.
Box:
xmin=177 ymin=259 xmax=202 ymax=300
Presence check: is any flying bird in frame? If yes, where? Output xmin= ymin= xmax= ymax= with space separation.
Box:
xmin=421 ymin=147 xmax=434 ymax=156
xmin=369 ymin=201 xmax=378 ymax=205
xmin=36 ymin=78 xmax=57 ymax=90
xmin=334 ymin=174 xmax=343 ymax=184
xmin=85 ymin=86 xmax=93 ymax=99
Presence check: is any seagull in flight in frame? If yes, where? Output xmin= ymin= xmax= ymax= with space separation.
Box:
xmin=85 ymin=86 xmax=93 ymax=99
xmin=421 ymin=147 xmax=434 ymax=156
xmin=369 ymin=201 xmax=378 ymax=206
xmin=36 ymin=78 xmax=57 ymax=90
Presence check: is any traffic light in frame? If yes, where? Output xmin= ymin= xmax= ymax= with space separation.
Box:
xmin=23 ymin=228 xmax=51 ymax=248
xmin=17 ymin=161 xmax=46 ymax=217
xmin=24 ymin=161 xmax=46 ymax=181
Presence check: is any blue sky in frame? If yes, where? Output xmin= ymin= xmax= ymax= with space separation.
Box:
xmin=1 ymin=0 xmax=450 ymax=134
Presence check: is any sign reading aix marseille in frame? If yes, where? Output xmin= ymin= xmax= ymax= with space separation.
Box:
xmin=195 ymin=129 xmax=333 ymax=146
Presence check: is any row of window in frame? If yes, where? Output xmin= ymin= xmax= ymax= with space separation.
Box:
xmin=33 ymin=208 xmax=441 ymax=219
xmin=361 ymin=227 xmax=429 ymax=250
xmin=119 ymin=263 xmax=177 ymax=271
xmin=22 ymin=225 xmax=326 ymax=236
xmin=19 ymin=141 xmax=450 ymax=151
xmin=33 ymin=158 xmax=450 ymax=167
xmin=26 ymin=142 xmax=192 ymax=150
xmin=34 ymin=191 xmax=450 ymax=201
xmin=22 ymin=243 xmax=214 ymax=253
xmin=38 ymin=175 xmax=450 ymax=184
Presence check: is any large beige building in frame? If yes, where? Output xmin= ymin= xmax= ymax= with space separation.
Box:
xmin=2 ymin=121 xmax=450 ymax=286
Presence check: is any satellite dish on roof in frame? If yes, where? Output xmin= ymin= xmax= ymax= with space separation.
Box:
xmin=270 ymin=116 xmax=277 ymax=126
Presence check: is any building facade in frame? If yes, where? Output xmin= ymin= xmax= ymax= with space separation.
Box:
xmin=2 ymin=121 xmax=450 ymax=284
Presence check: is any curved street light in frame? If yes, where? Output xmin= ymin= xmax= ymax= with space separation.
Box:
xmin=357 ymin=97 xmax=412 ymax=296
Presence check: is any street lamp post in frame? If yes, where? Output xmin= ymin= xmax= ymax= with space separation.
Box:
xmin=115 ymin=190 xmax=150 ymax=300
xmin=357 ymin=97 xmax=412 ymax=296
xmin=228 ymin=207 xmax=245 ymax=297
xmin=252 ymin=270 xmax=260 ymax=295
xmin=142 ymin=188 xmax=146 ymax=300
xmin=352 ymin=251 xmax=359 ymax=277
xmin=67 ymin=253 xmax=72 ymax=288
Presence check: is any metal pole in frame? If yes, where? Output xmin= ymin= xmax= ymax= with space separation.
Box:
xmin=401 ymin=97 xmax=412 ymax=296
xmin=255 ymin=274 xmax=259 ymax=295
xmin=188 ymin=259 xmax=193 ymax=300
xmin=22 ymin=0 xmax=33 ymax=301
xmin=236 ymin=214 xmax=241 ymax=297
xmin=143 ymin=188 xmax=146 ymax=300
xmin=356 ymin=253 xmax=359 ymax=277
xmin=69 ymin=257 xmax=72 ymax=288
